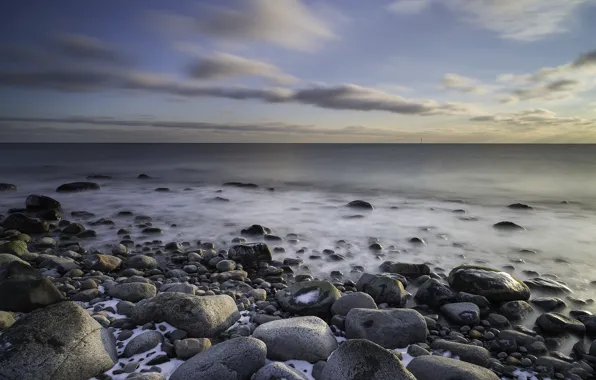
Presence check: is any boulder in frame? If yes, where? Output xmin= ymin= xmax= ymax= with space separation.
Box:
xmin=345 ymin=308 xmax=427 ymax=349
xmin=123 ymin=330 xmax=164 ymax=357
xmin=107 ymin=282 xmax=157 ymax=302
xmin=126 ymin=255 xmax=158 ymax=270
xmin=0 ymin=301 xmax=117 ymax=380
xmin=508 ymin=203 xmax=533 ymax=210
xmin=56 ymin=182 xmax=100 ymax=192
xmin=253 ymin=362 xmax=309 ymax=380
xmin=241 ymin=225 xmax=267 ymax=236
xmin=132 ymin=293 xmax=240 ymax=338
xmin=174 ymin=338 xmax=211 ymax=360
xmin=0 ymin=213 xmax=49 ymax=234
xmin=0 ymin=262 xmax=63 ymax=312
xmin=356 ymin=273 xmax=407 ymax=306
xmin=252 ymin=316 xmax=338 ymax=363
xmin=415 ymin=279 xmax=454 ymax=308
xmin=346 ymin=200 xmax=374 ymax=210
xmin=276 ymin=280 xmax=341 ymax=317
xmin=228 ymin=243 xmax=272 ymax=269
xmin=407 ymin=356 xmax=499 ymax=380
xmin=169 ymin=337 xmax=266 ymax=380
xmin=25 ymin=194 xmax=62 ymax=210
xmin=222 ymin=182 xmax=258 ymax=189
xmin=499 ymin=300 xmax=534 ymax=321
xmin=440 ymin=302 xmax=480 ymax=325
xmin=321 ymin=339 xmax=416 ymax=380
xmin=536 ymin=313 xmax=586 ymax=335
xmin=84 ymin=254 xmax=122 ymax=272
xmin=531 ymin=297 xmax=566 ymax=312
xmin=448 ymin=265 xmax=530 ymax=302
xmin=331 ymin=292 xmax=377 ymax=316
xmin=161 ymin=282 xmax=196 ymax=294
xmin=379 ymin=261 xmax=431 ymax=278
xmin=430 ymin=340 xmax=489 ymax=366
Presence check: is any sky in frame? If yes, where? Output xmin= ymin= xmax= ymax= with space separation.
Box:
xmin=0 ymin=0 xmax=595 ymax=143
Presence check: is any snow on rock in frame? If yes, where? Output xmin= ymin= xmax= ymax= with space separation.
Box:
xmin=295 ymin=289 xmax=320 ymax=304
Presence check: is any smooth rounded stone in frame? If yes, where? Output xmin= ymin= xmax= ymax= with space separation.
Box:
xmin=127 ymin=255 xmax=158 ymax=270
xmin=253 ymin=362 xmax=309 ymax=380
xmin=356 ymin=273 xmax=407 ymax=307
xmin=331 ymin=292 xmax=378 ymax=316
xmin=0 ymin=183 xmax=16 ymax=191
xmin=123 ymin=330 xmax=164 ymax=357
xmin=524 ymin=278 xmax=572 ymax=294
xmin=0 ymin=240 xmax=29 ymax=257
xmin=321 ymin=339 xmax=415 ymax=380
xmin=0 ymin=253 xmax=28 ymax=268
xmin=248 ymin=288 xmax=267 ymax=301
xmin=62 ymin=222 xmax=86 ymax=235
xmin=174 ymin=338 xmax=211 ymax=360
xmin=0 ymin=311 xmax=15 ymax=330
xmin=535 ymin=356 xmax=574 ymax=376
xmin=170 ymin=337 xmax=266 ymax=380
xmin=430 ymin=339 xmax=489 ymax=366
xmin=486 ymin=313 xmax=511 ymax=329
xmin=166 ymin=269 xmax=188 ymax=278
xmin=107 ymin=283 xmax=157 ymax=302
xmin=56 ymin=181 xmax=100 ymax=192
xmin=276 ymin=280 xmax=341 ymax=317
xmin=0 ymin=262 xmax=63 ymax=312
xmin=142 ymin=227 xmax=163 ymax=234
xmin=498 ymin=300 xmax=534 ymax=321
xmin=531 ymin=297 xmax=567 ymax=312
xmin=448 ymin=265 xmax=530 ymax=302
xmin=536 ymin=313 xmax=586 ymax=335
xmin=132 ymin=293 xmax=240 ymax=338
xmin=0 ymin=301 xmax=117 ymax=380
xmin=578 ymin=315 xmax=596 ymax=335
xmin=0 ymin=213 xmax=49 ymax=234
xmin=77 ymin=229 xmax=97 ymax=238
xmin=253 ymin=316 xmax=338 ymax=362
xmin=379 ymin=261 xmax=431 ymax=278
xmin=228 ymin=243 xmax=272 ymax=270
xmin=112 ymin=244 xmax=129 ymax=256
xmin=26 ymin=194 xmax=62 ymax=210
xmin=35 ymin=237 xmax=56 ymax=248
xmin=497 ymin=330 xmax=548 ymax=355
xmin=508 ymin=203 xmax=533 ymax=210
xmin=216 ymin=259 xmax=236 ymax=272
xmin=345 ymin=308 xmax=427 ymax=349
xmin=72 ymin=289 xmax=101 ymax=302
xmin=117 ymin=300 xmax=136 ymax=316
xmin=407 ymin=356 xmax=499 ymax=380
xmin=493 ymin=221 xmax=525 ymax=230
xmin=441 ymin=302 xmax=480 ymax=325
xmin=415 ymin=279 xmax=455 ymax=309
xmin=39 ymin=256 xmax=80 ymax=274
xmin=84 ymin=254 xmax=122 ymax=272
xmin=160 ymin=282 xmax=196 ymax=294
xmin=408 ymin=344 xmax=431 ymax=357
xmin=455 ymin=292 xmax=491 ymax=309
xmin=346 ymin=200 xmax=374 ymax=210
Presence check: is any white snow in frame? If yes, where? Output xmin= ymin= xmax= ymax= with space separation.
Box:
xmin=508 ymin=369 xmax=552 ymax=380
xmin=393 ymin=346 xmax=414 ymax=367
xmin=295 ymin=290 xmax=320 ymax=304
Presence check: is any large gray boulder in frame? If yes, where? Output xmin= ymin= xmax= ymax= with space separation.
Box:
xmin=345 ymin=308 xmax=427 ymax=348
xmin=430 ymin=340 xmax=490 ymax=366
xmin=252 ymin=316 xmax=338 ymax=363
xmin=107 ymin=282 xmax=157 ymax=302
xmin=448 ymin=265 xmax=530 ymax=302
xmin=407 ymin=356 xmax=499 ymax=380
xmin=169 ymin=337 xmax=266 ymax=380
xmin=356 ymin=273 xmax=407 ymax=306
xmin=228 ymin=243 xmax=272 ymax=270
xmin=321 ymin=339 xmax=416 ymax=380
xmin=440 ymin=302 xmax=480 ymax=325
xmin=0 ymin=301 xmax=117 ymax=380
xmin=276 ymin=280 xmax=341 ymax=317
xmin=132 ymin=293 xmax=240 ymax=338
xmin=253 ymin=362 xmax=309 ymax=380
xmin=0 ymin=261 xmax=63 ymax=312
xmin=331 ymin=292 xmax=377 ymax=316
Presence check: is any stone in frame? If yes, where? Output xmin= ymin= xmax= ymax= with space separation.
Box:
xmin=216 ymin=259 xmax=236 ymax=272
xmin=132 ymin=293 xmax=240 ymax=338
xmin=1 ymin=213 xmax=49 ymax=234
xmin=321 ymin=339 xmax=415 ymax=380
xmin=493 ymin=221 xmax=525 ymax=230
xmin=71 ymin=289 xmax=100 ymax=302
xmin=56 ymin=182 xmax=100 ymax=192
xmin=169 ymin=337 xmax=266 ymax=380
xmin=241 ymin=224 xmax=267 ymax=236
xmin=499 ymin=300 xmax=534 ymax=321
xmin=253 ymin=362 xmax=309 ymax=380
xmin=346 ymin=200 xmax=374 ymax=210
xmin=248 ymin=288 xmax=267 ymax=301
xmin=524 ymin=278 xmax=572 ymax=294
xmin=536 ymin=313 xmax=586 ymax=335
xmin=127 ymin=255 xmax=158 ymax=270
xmin=84 ymin=254 xmax=122 ymax=272
xmin=0 ymin=311 xmax=15 ymax=330
xmin=223 ymin=182 xmax=259 ymax=188
xmin=252 ymin=316 xmax=338 ymax=363
xmin=578 ymin=315 xmax=596 ymax=335
xmin=441 ymin=302 xmax=480 ymax=325
xmin=497 ymin=330 xmax=548 ymax=355
xmin=276 ymin=280 xmax=341 ymax=317
xmin=531 ymin=297 xmax=566 ymax=312
xmin=0 ymin=183 xmax=16 ymax=191
xmin=174 ymin=338 xmax=211 ymax=360
xmin=123 ymin=330 xmax=164 ymax=357
xmin=107 ymin=283 xmax=157 ymax=302
xmin=161 ymin=282 xmax=196 ymax=294
xmin=228 ymin=243 xmax=272 ymax=269
xmin=356 ymin=273 xmax=407 ymax=306
xmin=331 ymin=292 xmax=377 ymax=316
xmin=0 ymin=262 xmax=63 ymax=312
xmin=345 ymin=308 xmax=427 ymax=349
xmin=448 ymin=265 xmax=530 ymax=302
xmin=430 ymin=339 xmax=489 ymax=366
xmin=415 ymin=279 xmax=454 ymax=308
xmin=0 ymin=254 xmax=28 ymax=268
xmin=407 ymin=356 xmax=499 ymax=380
xmin=486 ymin=313 xmax=511 ymax=329
xmin=379 ymin=261 xmax=431 ymax=278
xmin=39 ymin=256 xmax=80 ymax=274
xmin=0 ymin=301 xmax=117 ymax=380
xmin=0 ymin=240 xmax=29 ymax=257
xmin=25 ymin=194 xmax=62 ymax=210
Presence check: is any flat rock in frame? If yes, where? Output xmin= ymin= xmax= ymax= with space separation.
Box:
xmin=331 ymin=292 xmax=377 ymax=316
xmin=440 ymin=302 xmax=480 ymax=325
xmin=276 ymin=280 xmax=341 ymax=317
xmin=161 ymin=282 xmax=196 ymax=294
xmin=407 ymin=356 xmax=499 ymax=380
xmin=0 ymin=262 xmax=63 ymax=312
xmin=123 ymin=330 xmax=164 ymax=357
xmin=356 ymin=273 xmax=407 ymax=307
xmin=430 ymin=339 xmax=489 ymax=366
xmin=524 ymin=277 xmax=572 ymax=294
xmin=253 ymin=362 xmax=309 ymax=380
xmin=536 ymin=312 xmax=586 ymax=335
xmin=56 ymin=182 xmax=100 ymax=192
xmin=379 ymin=262 xmax=431 ymax=278
xmin=107 ymin=282 xmax=157 ymax=302
xmin=448 ymin=265 xmax=530 ymax=302
xmin=531 ymin=297 xmax=566 ymax=312
xmin=493 ymin=221 xmax=525 ymax=230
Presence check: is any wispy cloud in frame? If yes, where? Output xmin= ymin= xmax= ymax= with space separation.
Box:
xmin=441 ymin=73 xmax=493 ymax=94
xmin=471 ymin=108 xmax=595 ymax=130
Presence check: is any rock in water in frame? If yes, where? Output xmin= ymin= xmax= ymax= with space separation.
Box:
xmin=346 ymin=200 xmax=374 ymax=210
xmin=321 ymin=339 xmax=416 ymax=380
xmin=56 ymin=182 xmax=100 ymax=192
xmin=499 ymin=300 xmax=534 ymax=321
xmin=440 ymin=302 xmax=480 ymax=325
xmin=407 ymin=356 xmax=499 ymax=380
xmin=240 ymin=224 xmax=267 ymax=236
xmin=222 ymin=182 xmax=259 ymax=189
xmin=169 ymin=337 xmax=266 ymax=380
xmin=25 ymin=194 xmax=62 ymax=210
xmin=379 ymin=261 xmax=431 ymax=278
xmin=430 ymin=340 xmax=489 ymax=366
xmin=253 ymin=362 xmax=309 ymax=380
xmin=356 ymin=273 xmax=408 ymax=306
xmin=524 ymin=278 xmax=572 ymax=294
xmin=107 ymin=282 xmax=157 ymax=302
xmin=345 ymin=308 xmax=427 ymax=348
xmin=0 ymin=301 xmax=117 ymax=380
xmin=448 ymin=265 xmax=530 ymax=302
xmin=493 ymin=221 xmax=525 ymax=230
xmin=415 ymin=279 xmax=454 ymax=308
xmin=0 ymin=262 xmax=63 ymax=312
xmin=0 ymin=213 xmax=49 ymax=234
xmin=252 ymin=316 xmax=338 ymax=362
xmin=0 ymin=183 xmax=16 ymax=191
xmin=531 ymin=297 xmax=566 ymax=312
xmin=228 ymin=243 xmax=272 ymax=269
xmin=508 ymin=203 xmax=533 ymax=210
xmin=331 ymin=292 xmax=378 ymax=316
xmin=126 ymin=255 xmax=158 ymax=270
xmin=536 ymin=312 xmax=586 ymax=335
xmin=276 ymin=280 xmax=341 ymax=317
xmin=132 ymin=293 xmax=240 ymax=337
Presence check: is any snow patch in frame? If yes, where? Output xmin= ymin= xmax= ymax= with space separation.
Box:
xmin=295 ymin=290 xmax=320 ymax=304
xmin=393 ymin=346 xmax=414 ymax=367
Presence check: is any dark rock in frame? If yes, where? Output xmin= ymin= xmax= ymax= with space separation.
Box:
xmin=228 ymin=243 xmax=272 ymax=270
xmin=25 ymin=194 xmax=62 ymax=210
xmin=578 ymin=315 xmax=596 ymax=335
xmin=409 ymin=237 xmax=425 ymax=245
xmin=380 ymin=261 xmax=431 ymax=278
xmin=356 ymin=273 xmax=407 ymax=306
xmin=497 ymin=330 xmax=548 ymax=355
xmin=127 ymin=255 xmax=158 ymax=270
xmin=455 ymin=292 xmax=491 ymax=309
xmin=138 ymin=174 xmax=151 ymax=179
xmin=214 ymin=196 xmax=230 ymax=202
xmin=493 ymin=221 xmax=525 ymax=230
xmin=448 ymin=265 xmax=530 ymax=302
xmin=71 ymin=210 xmax=95 ymax=218
xmin=1 ymin=213 xmax=49 ymax=234
xmin=536 ymin=313 xmax=586 ymax=335
xmin=415 ymin=279 xmax=454 ymax=308
xmin=499 ymin=300 xmax=534 ymax=321
xmin=107 ymin=283 xmax=157 ymax=302
xmin=331 ymin=292 xmax=377 ymax=316
xmin=531 ymin=297 xmax=566 ymax=312
xmin=0 ymin=262 xmax=63 ymax=312
xmin=430 ymin=339 xmax=490 ymax=366
xmin=241 ymin=224 xmax=268 ymax=236
xmin=524 ymin=278 xmax=572 ymax=294
xmin=407 ymin=356 xmax=499 ymax=380
xmin=37 ymin=209 xmax=62 ymax=221
xmin=253 ymin=363 xmax=309 ymax=380
xmin=87 ymin=175 xmax=112 ymax=180
xmin=56 ymin=182 xmax=100 ymax=192
xmin=441 ymin=302 xmax=480 ymax=325
xmin=222 ymin=182 xmax=259 ymax=189
xmin=346 ymin=200 xmax=374 ymax=210
xmin=0 ymin=183 xmax=16 ymax=191
xmin=508 ymin=203 xmax=533 ymax=210
xmin=174 ymin=338 xmax=211 ymax=360
xmin=62 ymin=222 xmax=86 ymax=235
xmin=276 ymin=280 xmax=341 ymax=317
xmin=77 ymin=229 xmax=97 ymax=238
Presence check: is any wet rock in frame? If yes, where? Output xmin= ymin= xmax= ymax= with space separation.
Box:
xmin=107 ymin=282 xmax=157 ymax=302
xmin=407 ymin=356 xmax=499 ymax=380
xmin=0 ymin=213 xmax=49 ymax=234
xmin=0 ymin=240 xmax=29 ymax=257
xmin=346 ymin=200 xmax=374 ymax=210
xmin=409 ymin=237 xmax=425 ymax=245
xmin=154 ymin=188 xmax=170 ymax=192
xmin=508 ymin=203 xmax=533 ymax=210
xmin=415 ymin=279 xmax=454 ymax=308
xmin=440 ymin=302 xmax=480 ymax=325
xmin=379 ymin=261 xmax=431 ymax=278
xmin=222 ymin=182 xmax=259 ymax=189
xmin=62 ymin=222 xmax=86 ymax=235
xmin=531 ymin=297 xmax=566 ymax=312
xmin=431 ymin=339 xmax=489 ymax=366
xmin=536 ymin=313 xmax=586 ymax=335
xmin=0 ymin=254 xmax=28 ymax=269
xmin=331 ymin=292 xmax=378 ymax=316
xmin=25 ymin=194 xmax=62 ymax=210
xmin=56 ymin=182 xmax=100 ymax=192
xmin=241 ymin=224 xmax=268 ymax=236
xmin=39 ymin=256 xmax=80 ymax=274
xmin=138 ymin=174 xmax=151 ymax=179
xmin=0 ymin=183 xmax=16 ymax=191
xmin=123 ymin=330 xmax=163 ymax=357
xmin=524 ymin=278 xmax=572 ymax=294
xmin=356 ymin=273 xmax=407 ymax=307
xmin=0 ymin=262 xmax=63 ymax=312
xmin=84 ymin=254 xmax=122 ymax=272
xmin=276 ymin=280 xmax=341 ymax=317
xmin=127 ymin=255 xmax=158 ymax=270
xmin=578 ymin=315 xmax=596 ymax=335
xmin=174 ymin=338 xmax=211 ymax=359
xmin=228 ymin=243 xmax=272 ymax=270
xmin=499 ymin=300 xmax=534 ymax=321
xmin=497 ymin=330 xmax=548 ymax=355
xmin=493 ymin=221 xmax=525 ymax=230
xmin=448 ymin=265 xmax=530 ymax=302
xmin=253 ymin=362 xmax=309 ymax=380
xmin=345 ymin=308 xmax=427 ymax=348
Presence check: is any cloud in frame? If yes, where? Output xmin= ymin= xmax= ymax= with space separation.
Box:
xmin=388 ymin=0 xmax=432 ymax=14
xmin=471 ymin=108 xmax=595 ymax=129
xmin=51 ymin=33 xmax=128 ymax=65
xmin=441 ymin=73 xmax=491 ymax=94
xmin=572 ymin=49 xmax=596 ymax=68
xmin=187 ymin=52 xmax=297 ymax=84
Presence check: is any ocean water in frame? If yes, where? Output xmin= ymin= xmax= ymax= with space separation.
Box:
xmin=1 ymin=143 xmax=596 ymax=305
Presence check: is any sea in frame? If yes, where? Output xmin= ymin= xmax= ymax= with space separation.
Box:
xmin=1 ymin=143 xmax=596 ymax=306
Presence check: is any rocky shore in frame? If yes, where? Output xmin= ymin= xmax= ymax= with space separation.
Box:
xmin=0 ymin=183 xmax=595 ymax=380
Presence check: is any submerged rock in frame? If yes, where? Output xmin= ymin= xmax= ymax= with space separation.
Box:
xmin=222 ymin=182 xmax=259 ymax=189
xmin=407 ymin=356 xmax=499 ymax=380
xmin=493 ymin=221 xmax=525 ymax=230
xmin=531 ymin=297 xmax=566 ymax=312
xmin=346 ymin=200 xmax=374 ymax=210
xmin=524 ymin=277 xmax=572 ymax=294
xmin=508 ymin=203 xmax=533 ymax=210
xmin=56 ymin=182 xmax=100 ymax=192
xmin=448 ymin=265 xmax=531 ymax=302
xmin=276 ymin=280 xmax=341 ymax=317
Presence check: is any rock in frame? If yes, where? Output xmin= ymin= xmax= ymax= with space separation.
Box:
xmin=126 ymin=374 xmax=165 ymax=380
xmin=252 ymin=316 xmax=338 ymax=363
xmin=84 ymin=254 xmax=122 ymax=272
xmin=154 ymin=187 xmax=170 ymax=192
xmin=441 ymin=302 xmax=480 ymax=325
xmin=508 ymin=203 xmax=533 ymax=210
xmin=39 ymin=256 xmax=80 ymax=274
xmin=241 ymin=224 xmax=267 ymax=236
xmin=448 ymin=265 xmax=530 ymax=302
xmin=132 ymin=293 xmax=240 ymax=338
xmin=37 ymin=209 xmax=62 ymax=221
xmin=0 ymin=183 xmax=16 ymax=191
xmin=415 ymin=279 xmax=454 ymax=308
xmin=531 ymin=297 xmax=566 ymax=312
xmin=0 ymin=301 xmax=117 ymax=380
xmin=356 ymin=273 xmax=407 ymax=306
xmin=77 ymin=229 xmax=97 ymax=238
xmin=524 ymin=278 xmax=572 ymax=294
xmin=345 ymin=308 xmax=427 ymax=348
xmin=174 ymin=338 xmax=211 ymax=360
xmin=123 ymin=330 xmax=164 ymax=357
xmin=430 ymin=340 xmax=489 ymax=366
xmin=222 ymin=182 xmax=259 ymax=189
xmin=578 ymin=315 xmax=596 ymax=335
xmin=248 ymin=288 xmax=267 ymax=301
xmin=72 ymin=289 xmax=100 ymax=302
xmin=535 ymin=357 xmax=574 ymax=376
xmin=0 ymin=240 xmax=29 ymax=257
xmin=216 ymin=259 xmax=236 ymax=272
xmin=536 ymin=313 xmax=586 ymax=335
xmin=127 ymin=255 xmax=158 ymax=270
xmin=497 ymin=330 xmax=547 ymax=355
xmin=331 ymin=292 xmax=378 ymax=316
xmin=1 ymin=213 xmax=49 ymax=234
xmin=62 ymin=222 xmax=86 ymax=235
xmin=493 ymin=221 xmax=525 ymax=230
xmin=276 ymin=280 xmax=341 ymax=317
xmin=87 ymin=174 xmax=111 ymax=180
xmin=25 ymin=194 xmax=62 ymax=210
xmin=0 ymin=254 xmax=28 ymax=268
xmin=56 ymin=182 xmax=100 ymax=192
xmin=228 ymin=243 xmax=272 ymax=269
xmin=0 ymin=262 xmax=63 ymax=312
xmin=71 ymin=210 xmax=95 ymax=218
xmin=407 ymin=356 xmax=499 ymax=380
xmin=107 ymin=282 xmax=157 ymax=302
xmin=253 ymin=362 xmax=309 ymax=380
xmin=379 ymin=261 xmax=431 ymax=278
xmin=321 ymin=339 xmax=415 ymax=380
xmin=138 ymin=174 xmax=151 ymax=179
xmin=169 ymin=337 xmax=266 ymax=380
xmin=499 ymin=300 xmax=534 ymax=321
xmin=161 ymin=283 xmax=196 ymax=294
xmin=346 ymin=200 xmax=374 ymax=210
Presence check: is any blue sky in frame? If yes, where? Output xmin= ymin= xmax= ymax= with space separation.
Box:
xmin=1 ymin=0 xmax=595 ymax=142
